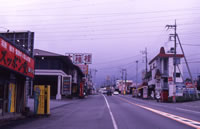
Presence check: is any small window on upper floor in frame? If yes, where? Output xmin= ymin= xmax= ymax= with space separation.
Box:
xmin=174 ymin=58 xmax=180 ymax=65
xmin=153 ymin=63 xmax=155 ymax=68
xmin=176 ymin=73 xmax=181 ymax=78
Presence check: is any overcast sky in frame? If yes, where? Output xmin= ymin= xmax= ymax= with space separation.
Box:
xmin=1 ymin=0 xmax=200 ymax=87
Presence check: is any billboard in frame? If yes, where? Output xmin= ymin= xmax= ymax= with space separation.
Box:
xmin=65 ymin=53 xmax=92 ymax=64
xmin=0 ymin=38 xmax=34 ymax=78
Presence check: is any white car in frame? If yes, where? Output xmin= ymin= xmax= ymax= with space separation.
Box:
xmin=113 ymin=91 xmax=119 ymax=95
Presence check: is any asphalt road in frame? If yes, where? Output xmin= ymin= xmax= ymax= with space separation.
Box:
xmin=2 ymin=94 xmax=200 ymax=129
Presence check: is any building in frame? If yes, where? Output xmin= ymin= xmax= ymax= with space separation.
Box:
xmin=0 ymin=35 xmax=34 ymax=117
xmin=33 ymin=49 xmax=84 ymax=100
xmin=116 ymin=80 xmax=133 ymax=94
xmin=148 ymin=47 xmax=184 ymax=101
xmin=0 ymin=31 xmax=34 ymax=57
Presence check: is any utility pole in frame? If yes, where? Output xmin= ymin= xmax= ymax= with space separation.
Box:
xmin=177 ymin=35 xmax=199 ymax=99
xmin=125 ymin=69 xmax=127 ymax=95
xmin=166 ymin=20 xmax=177 ymax=103
xmin=93 ymin=69 xmax=97 ymax=89
xmin=136 ymin=61 xmax=139 ymax=88
xmin=122 ymin=69 xmax=127 ymax=95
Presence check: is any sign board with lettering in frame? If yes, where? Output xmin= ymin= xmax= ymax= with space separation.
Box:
xmin=65 ymin=53 xmax=92 ymax=64
xmin=0 ymin=38 xmax=34 ymax=78
xmin=77 ymin=64 xmax=88 ymax=75
xmin=62 ymin=76 xmax=72 ymax=95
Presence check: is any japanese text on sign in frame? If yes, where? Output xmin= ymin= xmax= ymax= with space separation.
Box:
xmin=65 ymin=53 xmax=92 ymax=64
xmin=0 ymin=38 xmax=34 ymax=78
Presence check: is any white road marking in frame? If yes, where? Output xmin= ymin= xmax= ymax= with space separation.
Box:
xmin=102 ymin=94 xmax=118 ymax=129
xmin=118 ymin=96 xmax=200 ymax=129
xmin=124 ymin=95 xmax=200 ymax=115
xmin=176 ymin=107 xmax=200 ymax=114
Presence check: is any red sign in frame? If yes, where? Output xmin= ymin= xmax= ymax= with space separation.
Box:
xmin=168 ymin=77 xmax=173 ymax=82
xmin=185 ymin=82 xmax=197 ymax=88
xmin=0 ymin=38 xmax=34 ymax=78
xmin=77 ymin=64 xmax=88 ymax=75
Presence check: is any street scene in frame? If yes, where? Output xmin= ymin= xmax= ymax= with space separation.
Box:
xmin=1 ymin=94 xmax=200 ymax=129
xmin=0 ymin=0 xmax=200 ymax=129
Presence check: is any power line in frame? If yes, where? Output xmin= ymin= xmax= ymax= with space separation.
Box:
xmin=93 ymin=54 xmax=141 ymax=65
xmin=181 ymin=43 xmax=200 ymax=46
xmin=2 ymin=6 xmax=200 ymax=16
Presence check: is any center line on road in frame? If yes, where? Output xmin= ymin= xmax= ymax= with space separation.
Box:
xmin=102 ymin=94 xmax=118 ymax=129
xmin=117 ymin=96 xmax=200 ymax=129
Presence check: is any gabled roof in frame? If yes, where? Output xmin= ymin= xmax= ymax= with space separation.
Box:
xmin=34 ymin=49 xmax=62 ymax=56
xmin=149 ymin=47 xmax=184 ymax=64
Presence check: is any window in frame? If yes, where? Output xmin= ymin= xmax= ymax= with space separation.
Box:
xmin=176 ymin=73 xmax=181 ymax=78
xmin=174 ymin=58 xmax=180 ymax=65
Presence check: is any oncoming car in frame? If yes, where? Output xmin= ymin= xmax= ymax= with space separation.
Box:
xmin=113 ymin=91 xmax=119 ymax=95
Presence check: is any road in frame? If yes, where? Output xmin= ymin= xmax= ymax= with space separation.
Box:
xmin=1 ymin=94 xmax=200 ymax=129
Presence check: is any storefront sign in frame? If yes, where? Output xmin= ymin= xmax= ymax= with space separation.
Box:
xmin=0 ymin=38 xmax=34 ymax=78
xmin=62 ymin=76 xmax=71 ymax=95
xmin=77 ymin=64 xmax=88 ymax=75
xmin=168 ymin=77 xmax=173 ymax=82
xmin=65 ymin=53 xmax=92 ymax=64
xmin=143 ymin=86 xmax=148 ymax=99
xmin=176 ymin=87 xmax=183 ymax=96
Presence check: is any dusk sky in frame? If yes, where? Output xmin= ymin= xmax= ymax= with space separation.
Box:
xmin=1 ymin=0 xmax=200 ymax=87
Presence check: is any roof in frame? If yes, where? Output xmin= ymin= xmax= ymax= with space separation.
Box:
xmin=34 ymin=49 xmax=62 ymax=56
xmin=34 ymin=49 xmax=84 ymax=77
xmin=149 ymin=47 xmax=184 ymax=64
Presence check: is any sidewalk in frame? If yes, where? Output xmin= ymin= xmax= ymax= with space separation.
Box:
xmin=0 ymin=98 xmax=78 ymax=127
xmin=125 ymin=94 xmax=200 ymax=112
xmin=28 ymin=98 xmax=76 ymax=112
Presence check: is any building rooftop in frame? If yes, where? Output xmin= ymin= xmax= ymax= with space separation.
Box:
xmin=149 ymin=47 xmax=184 ymax=64
xmin=34 ymin=49 xmax=62 ymax=56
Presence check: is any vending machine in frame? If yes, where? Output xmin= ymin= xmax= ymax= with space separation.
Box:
xmin=34 ymin=85 xmax=50 ymax=115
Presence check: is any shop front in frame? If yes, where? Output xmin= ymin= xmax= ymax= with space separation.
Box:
xmin=0 ymin=36 xmax=34 ymax=117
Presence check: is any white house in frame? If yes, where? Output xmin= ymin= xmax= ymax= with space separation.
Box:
xmin=148 ymin=47 xmax=184 ymax=101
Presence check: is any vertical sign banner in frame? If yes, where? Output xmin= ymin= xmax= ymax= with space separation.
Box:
xmin=62 ymin=76 xmax=71 ymax=96
xmin=0 ymin=38 xmax=34 ymax=78
xmin=34 ymin=85 xmax=45 ymax=115
xmin=143 ymin=86 xmax=148 ymax=99
xmin=8 ymin=83 xmax=16 ymax=113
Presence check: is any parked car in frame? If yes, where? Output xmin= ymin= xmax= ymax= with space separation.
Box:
xmin=113 ymin=91 xmax=119 ymax=95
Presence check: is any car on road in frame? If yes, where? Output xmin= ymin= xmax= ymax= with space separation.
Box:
xmin=102 ymin=90 xmax=107 ymax=94
xmin=113 ymin=91 xmax=119 ymax=95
